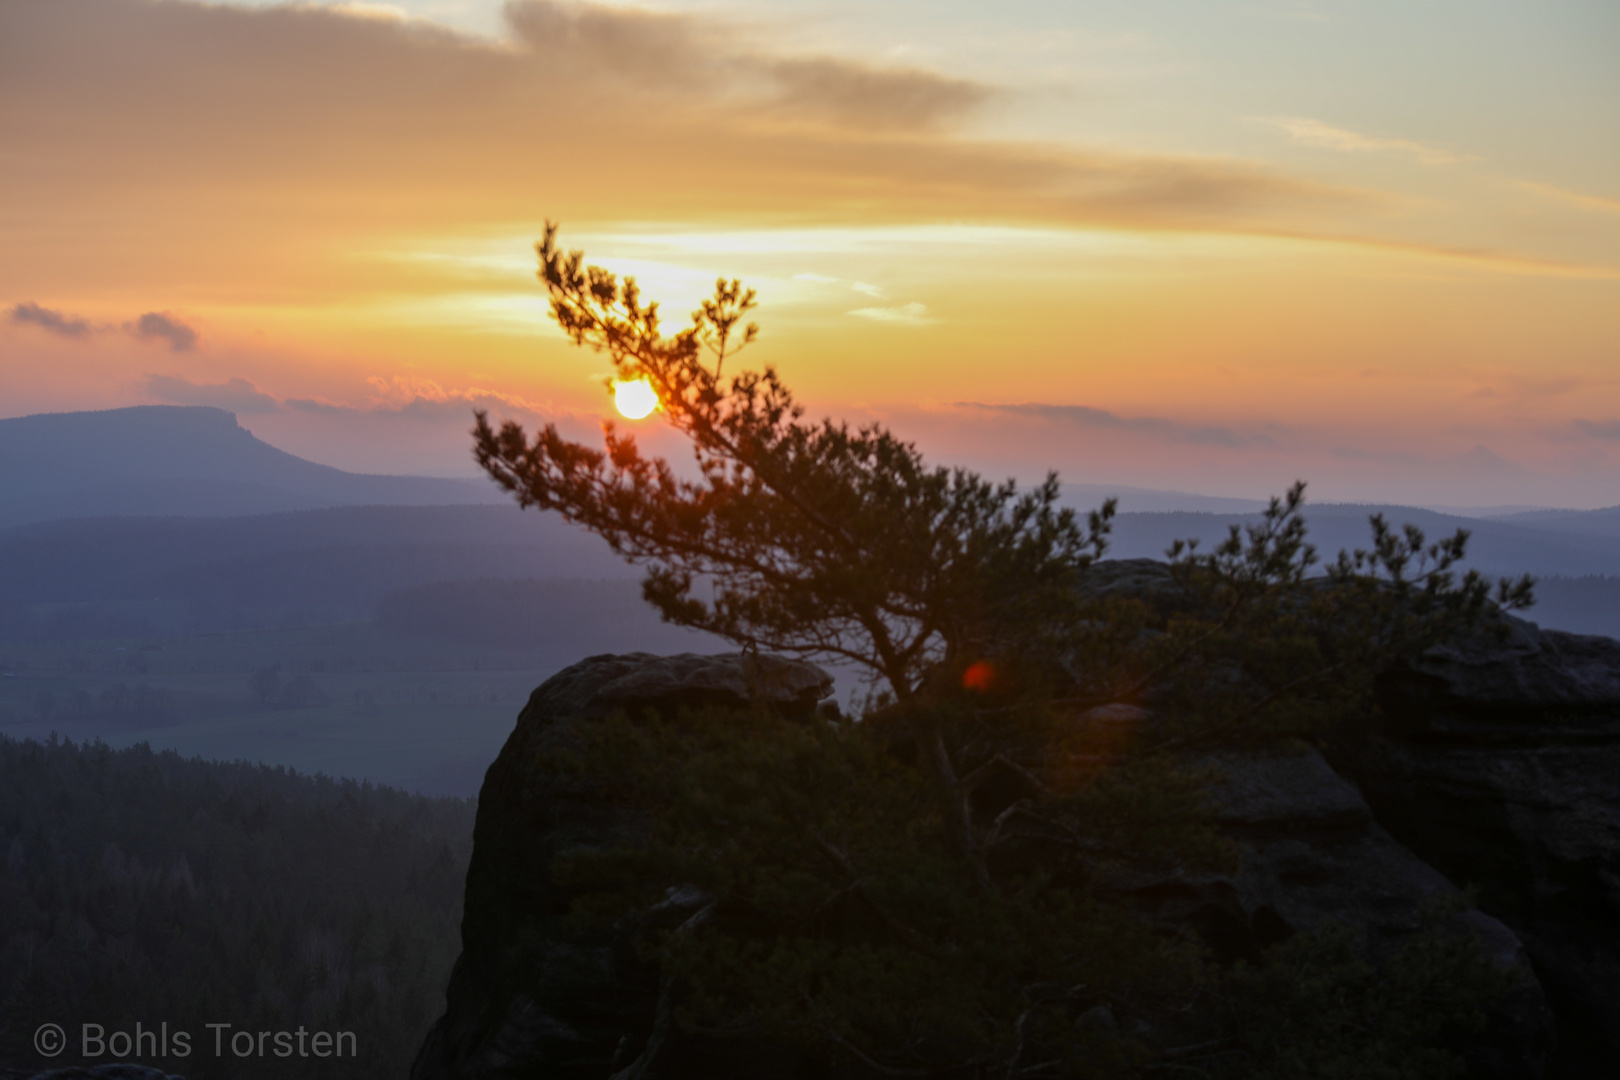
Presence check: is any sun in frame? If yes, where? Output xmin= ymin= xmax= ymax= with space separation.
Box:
xmin=613 ymin=378 xmax=659 ymax=419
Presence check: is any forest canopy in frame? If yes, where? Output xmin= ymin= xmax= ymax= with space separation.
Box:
xmin=0 ymin=735 xmax=472 ymax=1079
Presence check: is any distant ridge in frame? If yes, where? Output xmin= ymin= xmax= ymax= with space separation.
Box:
xmin=0 ymin=405 xmax=504 ymax=528
xmin=1105 ymin=502 xmax=1620 ymax=578
xmin=1059 ymin=483 xmax=1267 ymax=515
xmin=1487 ymin=505 xmax=1620 ymax=536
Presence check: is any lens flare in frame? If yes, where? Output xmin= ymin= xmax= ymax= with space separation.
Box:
xmin=962 ymin=661 xmax=996 ymax=692
xmin=614 ymin=378 xmax=659 ymax=419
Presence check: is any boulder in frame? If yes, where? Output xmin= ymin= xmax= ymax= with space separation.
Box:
xmin=416 ymin=620 xmax=1607 ymax=1080
xmin=410 ymin=652 xmax=833 ymax=1080
xmin=1122 ymin=746 xmax=1554 ymax=1079
xmin=1326 ymin=617 xmax=1620 ymax=1078
xmin=1075 ymin=558 xmax=1190 ymax=613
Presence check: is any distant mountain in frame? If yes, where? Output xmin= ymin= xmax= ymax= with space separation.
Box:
xmin=1060 ymin=484 xmax=1268 ymax=514
xmin=0 ymin=405 xmax=504 ymax=527
xmin=3 ymin=497 xmax=1617 ymax=641
xmin=1099 ymin=502 xmax=1620 ymax=638
xmin=0 ymin=405 xmax=1298 ymax=527
xmin=1105 ymin=503 xmax=1620 ymax=579
xmin=0 ymin=504 xmax=634 ymax=637
xmin=1488 ymin=505 xmax=1620 ymax=538
xmin=4 ymin=404 xmax=1619 ymax=640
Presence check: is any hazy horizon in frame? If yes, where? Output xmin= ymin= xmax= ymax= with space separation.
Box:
xmin=4 ymin=0 xmax=1618 ymax=506
xmin=4 ymin=401 xmax=1616 ymax=516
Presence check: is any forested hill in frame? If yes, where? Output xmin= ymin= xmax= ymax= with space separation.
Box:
xmin=0 ymin=503 xmax=631 ymax=638
xmin=0 ymin=735 xmax=474 ymax=1078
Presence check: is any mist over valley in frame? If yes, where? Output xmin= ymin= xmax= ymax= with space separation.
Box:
xmin=3 ymin=405 xmax=1618 ymax=797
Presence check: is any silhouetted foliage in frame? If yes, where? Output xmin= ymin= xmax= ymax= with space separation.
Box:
xmin=474 ymin=224 xmax=1533 ymax=1077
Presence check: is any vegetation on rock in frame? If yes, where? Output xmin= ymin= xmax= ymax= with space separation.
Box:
xmin=473 ymin=224 xmax=1534 ymax=1077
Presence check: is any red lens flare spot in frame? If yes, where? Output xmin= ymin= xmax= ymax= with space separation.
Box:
xmin=962 ymin=661 xmax=996 ymax=692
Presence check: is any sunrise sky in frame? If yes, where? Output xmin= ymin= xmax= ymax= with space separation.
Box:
xmin=3 ymin=0 xmax=1618 ymax=508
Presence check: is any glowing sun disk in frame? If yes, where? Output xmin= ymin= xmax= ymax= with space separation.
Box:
xmin=614 ymin=378 xmax=659 ymax=419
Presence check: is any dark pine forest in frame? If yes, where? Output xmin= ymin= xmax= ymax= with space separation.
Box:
xmin=0 ymin=735 xmax=473 ymax=1078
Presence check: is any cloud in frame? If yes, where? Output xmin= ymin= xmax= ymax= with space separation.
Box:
xmin=763 ymin=56 xmax=988 ymax=133
xmin=140 ymin=370 xmax=552 ymax=420
xmin=957 ymin=401 xmax=1273 ymax=448
xmin=284 ymin=397 xmax=351 ymax=416
xmin=1452 ymin=444 xmax=1534 ymax=478
xmin=144 ymin=374 xmax=278 ymax=412
xmin=7 ymin=300 xmax=94 ymax=338
xmin=7 ymin=301 xmax=221 ymax=352
xmin=124 ymin=311 xmax=199 ymax=351
xmin=501 ymin=1 xmax=991 ymax=133
xmin=1254 ymin=116 xmax=1469 ymax=165
xmin=285 ymin=376 xmax=551 ymax=420
xmin=1516 ymin=181 xmax=1620 ymax=216
xmin=327 ymin=2 xmax=411 ymax=20
xmin=0 ymin=0 xmax=1368 ymax=264
xmin=849 ymin=301 xmax=932 ymax=325
xmin=852 ymin=282 xmax=887 ymax=298
xmin=1573 ymin=419 xmax=1620 ymax=440
xmin=1329 ymin=445 xmax=1424 ymax=466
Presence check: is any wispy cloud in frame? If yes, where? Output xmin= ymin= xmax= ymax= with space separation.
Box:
xmin=11 ymin=301 xmax=205 ymax=349
xmin=3 ymin=0 xmax=1370 ymax=255
xmin=144 ymin=374 xmax=277 ymax=413
xmin=8 ymin=301 xmax=94 ymax=338
xmin=11 ymin=299 xmax=204 ymax=351
xmin=363 ymin=374 xmax=549 ymax=416
xmin=1329 ymin=445 xmax=1424 ymax=466
xmin=503 ymin=0 xmax=993 ymax=134
xmin=1254 ymin=228 xmax=1620 ymax=279
xmin=143 ymin=370 xmax=552 ymax=421
xmin=850 ymin=302 xmax=932 ymax=325
xmin=957 ymin=401 xmax=1276 ymax=448
xmin=1572 ymin=419 xmax=1620 ymax=440
xmin=327 ymin=2 xmax=411 ymax=21
xmin=1254 ymin=116 xmax=1470 ymax=165
xmin=125 ymin=311 xmax=198 ymax=352
xmin=1516 ymin=181 xmax=1620 ymax=215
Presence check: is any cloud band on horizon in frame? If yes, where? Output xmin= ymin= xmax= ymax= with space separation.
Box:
xmin=954 ymin=401 xmax=1277 ymax=448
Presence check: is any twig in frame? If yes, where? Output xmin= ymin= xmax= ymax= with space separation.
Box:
xmin=802 ymin=824 xmax=948 ymax=960
xmin=957 ymin=753 xmax=1053 ymax=801
xmin=798 ymin=1025 xmax=938 ymax=1077
xmin=608 ymin=901 xmax=716 ymax=1080
xmin=1160 ymin=1038 xmax=1233 ymax=1060
xmin=1137 ymin=659 xmax=1349 ymax=757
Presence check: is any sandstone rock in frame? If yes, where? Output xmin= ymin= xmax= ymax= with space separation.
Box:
xmin=411 ymin=652 xmax=832 ymax=1080
xmin=1123 ymin=746 xmax=1554 ymax=1079
xmin=1408 ymin=616 xmax=1620 ymax=714
xmin=417 ymin=620 xmax=1604 ymax=1080
xmin=1327 ymin=617 xmax=1620 ymax=1079
xmin=1075 ymin=558 xmax=1189 ymax=612
xmin=1077 ymin=703 xmax=1152 ymax=728
xmin=526 ymin=650 xmax=834 ymax=725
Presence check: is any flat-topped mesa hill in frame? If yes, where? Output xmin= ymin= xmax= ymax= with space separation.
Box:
xmin=413 ymin=563 xmax=1620 ymax=1080
xmin=0 ymin=405 xmax=502 ymax=528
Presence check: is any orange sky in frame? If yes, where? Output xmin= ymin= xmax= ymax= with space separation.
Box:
xmin=3 ymin=0 xmax=1619 ymax=507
